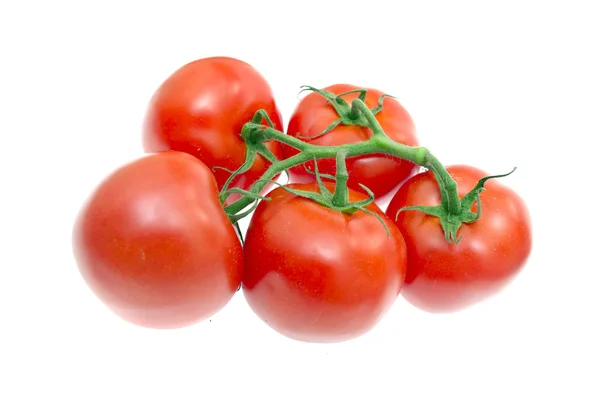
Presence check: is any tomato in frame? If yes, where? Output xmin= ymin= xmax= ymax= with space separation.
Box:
xmin=242 ymin=182 xmax=407 ymax=343
xmin=385 ymin=165 xmax=532 ymax=313
xmin=72 ymin=151 xmax=243 ymax=329
xmin=284 ymin=84 xmax=418 ymax=197
xmin=142 ymin=56 xmax=283 ymax=200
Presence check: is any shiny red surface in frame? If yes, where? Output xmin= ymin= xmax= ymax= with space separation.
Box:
xmin=143 ymin=57 xmax=283 ymax=200
xmin=73 ymin=152 xmax=243 ymax=328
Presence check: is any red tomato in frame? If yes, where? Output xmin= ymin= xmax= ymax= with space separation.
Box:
xmin=142 ymin=57 xmax=283 ymax=199
xmin=284 ymin=84 xmax=418 ymax=197
xmin=72 ymin=151 xmax=243 ymax=329
xmin=385 ymin=165 xmax=532 ymax=313
xmin=243 ymin=182 xmax=407 ymax=343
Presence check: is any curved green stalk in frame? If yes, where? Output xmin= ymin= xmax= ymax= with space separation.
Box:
xmin=220 ymin=90 xmax=513 ymax=243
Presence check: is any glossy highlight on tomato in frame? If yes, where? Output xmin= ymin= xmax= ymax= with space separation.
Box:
xmin=386 ymin=165 xmax=532 ymax=313
xmin=72 ymin=151 xmax=244 ymax=329
xmin=284 ymin=84 xmax=419 ymax=197
xmin=142 ymin=56 xmax=284 ymax=198
xmin=243 ymin=182 xmax=408 ymax=343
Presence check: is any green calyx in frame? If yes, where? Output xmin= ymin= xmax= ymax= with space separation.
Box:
xmin=296 ymin=86 xmax=394 ymax=140
xmin=261 ymin=151 xmax=391 ymax=238
xmin=395 ymin=168 xmax=517 ymax=244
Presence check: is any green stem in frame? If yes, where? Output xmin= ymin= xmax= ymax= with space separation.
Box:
xmin=351 ymin=99 xmax=461 ymax=215
xmin=349 ymin=98 xmax=362 ymax=120
xmin=332 ymin=150 xmax=350 ymax=208
xmin=217 ymin=90 xmax=509 ymax=243
xmin=423 ymin=152 xmax=461 ymax=216
xmin=224 ymin=151 xmax=313 ymax=216
xmin=224 ymin=121 xmax=460 ymax=217
xmin=350 ymin=99 xmax=386 ymax=137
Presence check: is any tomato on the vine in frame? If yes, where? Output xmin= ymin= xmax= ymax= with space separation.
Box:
xmin=72 ymin=151 xmax=243 ymax=329
xmin=242 ymin=182 xmax=407 ymax=343
xmin=385 ymin=165 xmax=532 ymax=313
xmin=142 ymin=56 xmax=283 ymax=199
xmin=284 ymin=84 xmax=418 ymax=197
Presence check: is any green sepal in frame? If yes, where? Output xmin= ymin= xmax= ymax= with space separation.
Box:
xmin=358 ymin=207 xmax=391 ymax=238
xmin=357 ymin=183 xmax=376 ymax=200
xmin=299 ymin=85 xmax=348 ymax=110
xmin=212 ymin=166 xmax=237 ymax=174
xmin=256 ymin=179 xmax=332 ymax=209
xmin=297 ymin=85 xmax=375 ymax=139
xmin=229 ymin=199 xmax=262 ymax=224
xmin=394 ymin=204 xmax=462 ymax=244
xmin=297 ymin=118 xmax=341 ymax=140
xmin=311 ymin=157 xmax=333 ymax=200
xmin=394 ymin=167 xmax=518 ymax=244
xmin=395 ymin=205 xmax=445 ymax=221
xmin=302 ymin=163 xmax=337 ymax=181
xmin=339 ymin=183 xmax=377 ymax=211
xmin=370 ymin=94 xmax=396 ymax=116
xmin=251 ymin=109 xmax=275 ymax=127
xmin=336 ymin=88 xmax=367 ymax=102
xmin=461 ymin=167 xmax=517 ymax=212
xmin=223 ymin=188 xmax=270 ymax=201
xmin=218 ymin=148 xmax=256 ymax=205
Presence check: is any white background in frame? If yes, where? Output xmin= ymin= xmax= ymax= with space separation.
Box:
xmin=2 ymin=1 xmax=599 ymax=399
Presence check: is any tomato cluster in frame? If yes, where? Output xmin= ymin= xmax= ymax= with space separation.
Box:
xmin=72 ymin=57 xmax=532 ymax=343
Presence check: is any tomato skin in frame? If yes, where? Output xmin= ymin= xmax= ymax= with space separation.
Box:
xmin=72 ymin=151 xmax=243 ymax=329
xmin=243 ymin=182 xmax=407 ymax=343
xmin=284 ymin=84 xmax=419 ymax=197
xmin=142 ymin=57 xmax=283 ymax=197
xmin=385 ymin=165 xmax=532 ymax=313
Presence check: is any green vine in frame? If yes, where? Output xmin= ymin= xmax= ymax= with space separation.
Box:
xmin=219 ymin=87 xmax=514 ymax=243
